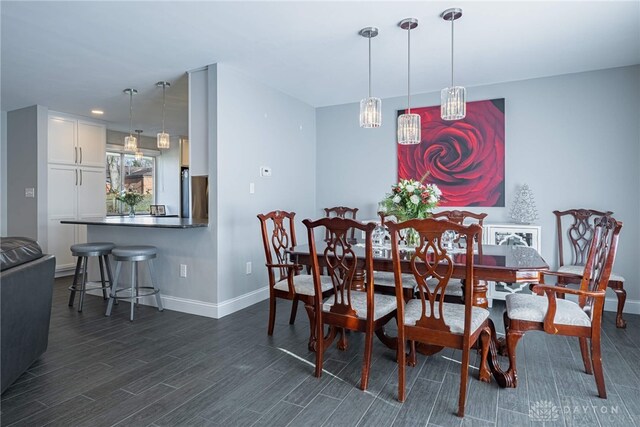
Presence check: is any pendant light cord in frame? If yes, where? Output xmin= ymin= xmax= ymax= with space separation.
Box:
xmin=407 ymin=25 xmax=411 ymax=114
xmin=129 ymin=91 xmax=134 ymax=137
xmin=450 ymin=14 xmax=455 ymax=88
xmin=162 ymin=83 xmax=166 ymax=134
xmin=368 ymin=36 xmax=372 ymax=98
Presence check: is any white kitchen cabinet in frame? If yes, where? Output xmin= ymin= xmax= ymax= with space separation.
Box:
xmin=48 ymin=114 xmax=105 ymax=167
xmin=47 ymin=114 xmax=106 ymax=273
xmin=483 ymin=224 xmax=542 ymax=307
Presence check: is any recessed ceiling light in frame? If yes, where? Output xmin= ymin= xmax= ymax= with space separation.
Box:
xmin=91 ymin=109 xmax=104 ymax=115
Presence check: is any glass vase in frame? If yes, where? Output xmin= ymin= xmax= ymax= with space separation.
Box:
xmin=406 ymin=228 xmax=420 ymax=247
xmin=128 ymin=205 xmax=136 ymax=217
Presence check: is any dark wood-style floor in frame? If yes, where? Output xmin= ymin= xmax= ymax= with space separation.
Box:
xmin=1 ymin=277 xmax=639 ymax=427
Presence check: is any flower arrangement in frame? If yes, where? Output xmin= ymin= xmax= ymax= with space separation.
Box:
xmin=380 ymin=178 xmax=441 ymax=221
xmin=116 ymin=189 xmax=145 ymax=214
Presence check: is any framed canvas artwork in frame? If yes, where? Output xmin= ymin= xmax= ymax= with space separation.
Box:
xmin=397 ymin=98 xmax=505 ymax=207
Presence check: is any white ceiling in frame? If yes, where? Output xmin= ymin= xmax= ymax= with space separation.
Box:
xmin=2 ymin=1 xmax=639 ymax=136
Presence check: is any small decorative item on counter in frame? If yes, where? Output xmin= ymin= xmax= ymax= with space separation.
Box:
xmin=116 ymin=189 xmax=145 ymax=217
xmin=509 ymin=183 xmax=539 ymax=224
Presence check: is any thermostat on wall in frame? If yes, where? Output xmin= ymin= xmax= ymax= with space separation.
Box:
xmin=260 ymin=166 xmax=272 ymax=177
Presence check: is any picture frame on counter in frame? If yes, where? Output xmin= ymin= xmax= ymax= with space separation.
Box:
xmin=150 ymin=205 xmax=166 ymax=216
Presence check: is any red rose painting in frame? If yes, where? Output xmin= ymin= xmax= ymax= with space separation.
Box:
xmin=398 ymin=99 xmax=505 ymax=207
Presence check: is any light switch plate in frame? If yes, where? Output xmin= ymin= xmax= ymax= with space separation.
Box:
xmin=25 ymin=188 xmax=35 ymax=198
xmin=260 ymin=166 xmax=272 ymax=177
xmin=249 ymin=182 xmax=255 ymax=194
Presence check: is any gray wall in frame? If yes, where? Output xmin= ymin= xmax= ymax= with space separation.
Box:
xmin=316 ymin=65 xmax=640 ymax=305
xmin=89 ymin=63 xmax=317 ymax=314
xmin=1 ymin=110 xmax=6 ymax=235
xmin=215 ymin=64 xmax=317 ymax=302
xmin=6 ymin=105 xmax=48 ymax=243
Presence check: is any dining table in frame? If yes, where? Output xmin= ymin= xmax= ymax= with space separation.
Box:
xmin=286 ymin=241 xmax=550 ymax=387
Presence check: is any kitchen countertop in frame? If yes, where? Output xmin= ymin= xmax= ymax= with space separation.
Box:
xmin=61 ymin=217 xmax=209 ymax=229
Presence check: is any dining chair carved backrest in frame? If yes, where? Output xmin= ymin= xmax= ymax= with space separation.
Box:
xmin=303 ymin=217 xmax=397 ymax=391
xmin=258 ymin=210 xmax=333 ymax=345
xmin=386 ymin=218 xmax=492 ymax=417
xmin=553 ymin=209 xmax=626 ymax=328
xmin=428 ymin=210 xmax=488 ymax=302
xmin=324 ymin=206 xmax=359 ymax=242
xmin=500 ymin=216 xmax=623 ymax=398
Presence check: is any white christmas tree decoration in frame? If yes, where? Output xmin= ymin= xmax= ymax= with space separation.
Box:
xmin=510 ymin=184 xmax=539 ymax=224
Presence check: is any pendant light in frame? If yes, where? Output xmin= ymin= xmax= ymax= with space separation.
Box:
xmin=359 ymin=27 xmax=381 ymax=128
xmin=134 ymin=130 xmax=144 ymax=161
xmin=156 ymin=81 xmax=171 ymax=149
xmin=397 ymin=18 xmax=421 ymax=145
xmin=441 ymin=8 xmax=466 ymax=121
xmin=123 ymin=88 xmax=138 ymax=152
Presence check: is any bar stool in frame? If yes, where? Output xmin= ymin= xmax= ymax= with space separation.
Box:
xmin=69 ymin=242 xmax=115 ymax=312
xmin=106 ymin=245 xmax=164 ymax=321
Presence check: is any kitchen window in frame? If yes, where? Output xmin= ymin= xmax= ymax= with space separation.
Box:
xmin=106 ymin=152 xmax=156 ymax=215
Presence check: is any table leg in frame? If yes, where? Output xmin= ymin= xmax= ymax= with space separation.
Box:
xmin=472 ymin=279 xmax=489 ymax=308
xmin=351 ymin=266 xmax=366 ymax=292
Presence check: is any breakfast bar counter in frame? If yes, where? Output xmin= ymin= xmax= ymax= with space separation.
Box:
xmin=61 ymin=217 xmax=209 ymax=229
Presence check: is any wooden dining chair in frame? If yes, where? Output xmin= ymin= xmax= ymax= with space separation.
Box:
xmin=430 ymin=210 xmax=488 ymax=302
xmin=323 ymin=206 xmax=359 ymax=242
xmin=554 ymin=209 xmax=627 ymax=328
xmin=303 ymin=217 xmax=397 ymax=391
xmin=387 ymin=218 xmax=492 ymax=417
xmin=498 ymin=216 xmax=622 ymax=398
xmin=257 ymin=210 xmax=333 ymax=346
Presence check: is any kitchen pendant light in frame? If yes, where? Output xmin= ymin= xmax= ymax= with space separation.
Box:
xmin=134 ymin=130 xmax=144 ymax=161
xmin=441 ymin=8 xmax=466 ymax=121
xmin=397 ymin=18 xmax=421 ymax=145
xmin=123 ymin=88 xmax=138 ymax=152
xmin=359 ymin=27 xmax=381 ymax=128
xmin=156 ymin=81 xmax=171 ymax=149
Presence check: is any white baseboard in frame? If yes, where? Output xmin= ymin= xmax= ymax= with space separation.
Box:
xmin=86 ymin=285 xmax=269 ymax=319
xmin=604 ymin=297 xmax=640 ymax=315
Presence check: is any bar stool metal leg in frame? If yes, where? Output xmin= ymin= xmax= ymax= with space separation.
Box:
xmin=148 ymin=259 xmax=163 ymax=311
xmin=98 ymin=256 xmax=108 ymax=300
xmin=69 ymin=256 xmax=83 ymax=307
xmin=106 ymin=261 xmax=122 ymax=317
xmin=104 ymin=255 xmax=116 ymax=305
xmin=78 ymin=256 xmax=89 ymax=312
xmin=130 ymin=261 xmax=137 ymax=322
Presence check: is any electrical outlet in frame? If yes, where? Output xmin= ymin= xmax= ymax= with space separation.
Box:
xmin=25 ymin=187 xmax=35 ymax=198
xmin=246 ymin=261 xmax=252 ymax=275
xmin=180 ymin=264 xmax=187 ymax=278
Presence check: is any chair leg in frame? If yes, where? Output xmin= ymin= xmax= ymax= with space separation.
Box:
xmin=360 ymin=326 xmax=374 ymax=391
xmin=457 ymin=346 xmax=470 ymax=417
xmin=315 ymin=321 xmax=324 ymax=378
xmin=289 ymin=296 xmax=299 ymax=325
xmin=503 ymin=328 xmax=524 ymax=388
xmin=304 ymin=303 xmax=316 ymax=351
xmin=408 ymin=340 xmax=417 ymax=367
xmin=612 ymin=285 xmax=627 ymax=329
xmin=267 ymin=295 xmax=276 ymax=336
xmin=398 ymin=331 xmax=406 ymax=402
xmin=591 ymin=334 xmax=607 ymax=398
xmin=69 ymin=256 xmax=83 ymax=307
xmin=579 ymin=337 xmax=593 ymax=375
xmin=478 ymin=327 xmax=491 ymax=383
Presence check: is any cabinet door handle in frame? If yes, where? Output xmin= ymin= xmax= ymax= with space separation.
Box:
xmin=79 ymin=147 xmax=83 ymax=164
xmin=74 ymin=147 xmax=78 ymax=164
xmin=80 ymin=169 xmax=83 ymax=185
xmin=75 ymin=169 xmax=78 ymax=185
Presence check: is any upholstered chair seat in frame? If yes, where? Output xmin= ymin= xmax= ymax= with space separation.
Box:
xmin=557 ymin=264 xmax=625 ymax=283
xmin=274 ymin=274 xmax=333 ymax=296
xmin=323 ymin=291 xmax=397 ymax=320
xmin=506 ymin=293 xmax=591 ymax=327
xmin=404 ymin=299 xmax=489 ymax=335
